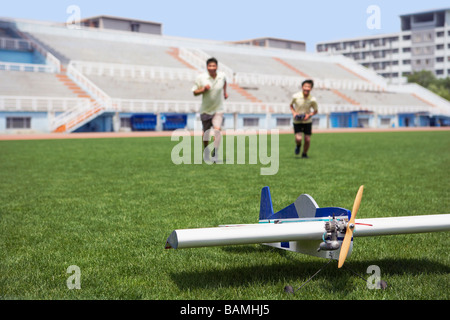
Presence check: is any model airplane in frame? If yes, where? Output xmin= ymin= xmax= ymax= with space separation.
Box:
xmin=165 ymin=185 xmax=450 ymax=269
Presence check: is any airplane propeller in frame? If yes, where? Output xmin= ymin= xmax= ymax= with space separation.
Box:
xmin=338 ymin=185 xmax=364 ymax=268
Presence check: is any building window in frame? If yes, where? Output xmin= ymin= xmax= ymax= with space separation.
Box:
xmin=436 ymin=31 xmax=444 ymax=37
xmin=243 ymin=118 xmax=259 ymax=127
xmin=436 ymin=70 xmax=444 ymax=75
xmin=380 ymin=118 xmax=391 ymax=127
xmin=276 ymin=118 xmax=291 ymax=127
xmin=423 ymin=46 xmax=433 ymax=54
xmin=120 ymin=117 xmax=131 ymax=128
xmin=130 ymin=22 xmax=140 ymax=32
xmin=436 ymin=57 xmax=444 ymax=63
xmin=6 ymin=117 xmax=31 ymax=129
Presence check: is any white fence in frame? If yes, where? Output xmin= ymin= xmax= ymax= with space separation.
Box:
xmin=0 ymin=34 xmax=60 ymax=73
xmin=46 ymin=63 xmax=113 ymax=131
xmin=233 ymin=72 xmax=381 ymax=91
xmin=0 ymin=96 xmax=91 ymax=111
xmin=0 ymin=37 xmax=33 ymax=51
xmin=110 ymin=99 xmax=433 ymax=116
xmin=0 ymin=61 xmax=56 ymax=73
xmin=388 ymin=83 xmax=450 ymax=115
xmin=71 ymin=60 xmax=200 ymax=81
xmin=0 ymin=95 xmax=434 ymax=117
xmin=179 ymin=47 xmax=234 ymax=79
xmin=71 ymin=58 xmax=383 ymax=92
xmin=11 ymin=29 xmax=61 ymax=73
xmin=66 ymin=62 xmax=112 ymax=106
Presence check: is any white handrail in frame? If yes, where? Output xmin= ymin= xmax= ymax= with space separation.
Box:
xmin=110 ymin=99 xmax=433 ymax=115
xmin=0 ymin=94 xmax=434 ymax=117
xmin=179 ymin=47 xmax=235 ymax=80
xmin=0 ymin=95 xmax=90 ymax=111
xmin=48 ymin=63 xmax=114 ymax=131
xmin=388 ymin=83 xmax=450 ymax=115
xmin=71 ymin=60 xmax=200 ymax=81
xmin=70 ymin=60 xmax=382 ymax=92
xmin=0 ymin=61 xmax=56 ymax=73
xmin=13 ymin=29 xmax=61 ymax=73
xmin=49 ymin=101 xmax=94 ymax=130
xmin=0 ymin=37 xmax=32 ymax=51
xmin=67 ymin=62 xmax=112 ymax=107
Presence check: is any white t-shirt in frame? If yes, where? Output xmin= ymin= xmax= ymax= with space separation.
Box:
xmin=192 ymin=71 xmax=227 ymax=115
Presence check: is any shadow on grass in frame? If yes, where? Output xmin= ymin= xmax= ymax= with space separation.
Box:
xmin=169 ymin=245 xmax=450 ymax=292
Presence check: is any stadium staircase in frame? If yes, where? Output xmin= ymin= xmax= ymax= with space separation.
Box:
xmin=273 ymin=57 xmax=362 ymax=106
xmin=228 ymin=83 xmax=273 ymax=112
xmin=272 ymin=57 xmax=309 ymax=78
xmin=411 ymin=93 xmax=435 ymax=108
xmin=330 ymin=89 xmax=360 ymax=106
xmin=228 ymin=83 xmax=262 ymax=104
xmin=166 ymin=47 xmax=197 ymax=70
xmin=7 ymin=28 xmax=109 ymax=133
xmin=50 ymin=64 xmax=111 ymax=133
xmin=52 ymin=67 xmax=105 ymax=133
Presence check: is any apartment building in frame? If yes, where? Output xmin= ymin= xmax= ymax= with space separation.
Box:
xmin=316 ymin=8 xmax=450 ymax=84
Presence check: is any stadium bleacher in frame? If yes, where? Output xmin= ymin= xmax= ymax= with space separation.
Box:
xmin=1 ymin=70 xmax=77 ymax=97
xmin=0 ymin=17 xmax=449 ymax=133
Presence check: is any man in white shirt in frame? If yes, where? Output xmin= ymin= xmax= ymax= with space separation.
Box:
xmin=290 ymin=79 xmax=318 ymax=158
xmin=192 ymin=57 xmax=228 ymax=162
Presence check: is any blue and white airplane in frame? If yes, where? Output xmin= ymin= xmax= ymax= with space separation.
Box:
xmin=165 ymin=186 xmax=450 ymax=268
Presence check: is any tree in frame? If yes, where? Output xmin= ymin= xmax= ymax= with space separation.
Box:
xmin=407 ymin=71 xmax=450 ymax=101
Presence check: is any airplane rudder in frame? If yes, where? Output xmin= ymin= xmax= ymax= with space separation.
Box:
xmin=259 ymin=186 xmax=274 ymax=220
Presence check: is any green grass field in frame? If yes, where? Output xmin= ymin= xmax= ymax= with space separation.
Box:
xmin=1 ymin=130 xmax=449 ymax=300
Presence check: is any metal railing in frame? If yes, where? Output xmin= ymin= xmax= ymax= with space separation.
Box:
xmin=0 ymin=37 xmax=33 ymax=51
xmin=110 ymin=99 xmax=433 ymax=116
xmin=0 ymin=61 xmax=56 ymax=73
xmin=70 ymin=58 xmax=383 ymax=92
xmin=0 ymin=96 xmax=91 ymax=111
xmin=71 ymin=60 xmax=200 ymax=81
xmin=47 ymin=63 xmax=113 ymax=131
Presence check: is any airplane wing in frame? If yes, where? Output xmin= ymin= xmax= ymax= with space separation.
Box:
xmin=165 ymin=220 xmax=325 ymax=249
xmin=354 ymin=214 xmax=450 ymax=237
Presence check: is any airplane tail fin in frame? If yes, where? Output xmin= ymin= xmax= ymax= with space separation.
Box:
xmin=259 ymin=186 xmax=274 ymax=220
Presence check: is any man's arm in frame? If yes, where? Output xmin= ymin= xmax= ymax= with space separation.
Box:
xmin=304 ymin=102 xmax=318 ymax=121
xmin=193 ymin=84 xmax=211 ymax=96
xmin=223 ymin=81 xmax=228 ymax=100
xmin=290 ymin=103 xmax=298 ymax=117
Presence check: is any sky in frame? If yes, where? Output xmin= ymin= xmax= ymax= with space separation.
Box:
xmin=2 ymin=0 xmax=450 ymax=51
